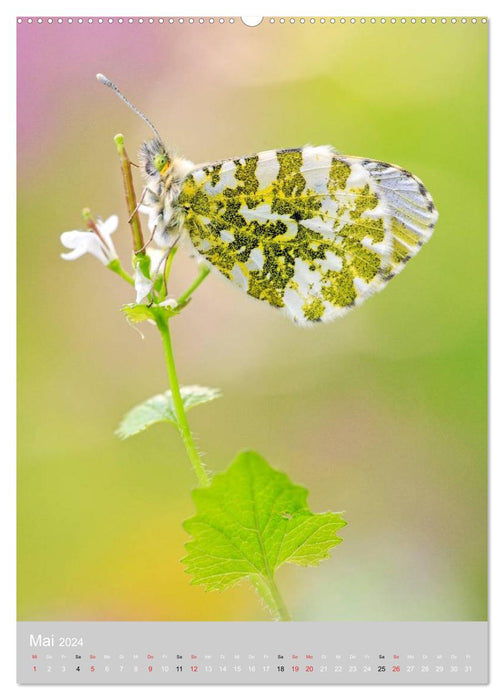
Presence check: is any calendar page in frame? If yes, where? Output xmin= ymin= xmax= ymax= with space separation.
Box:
xmin=16 ymin=15 xmax=488 ymax=685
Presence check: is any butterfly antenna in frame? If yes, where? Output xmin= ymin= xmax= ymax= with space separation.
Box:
xmin=96 ymin=73 xmax=163 ymax=143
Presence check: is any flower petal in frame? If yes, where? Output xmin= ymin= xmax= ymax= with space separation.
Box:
xmin=60 ymin=230 xmax=109 ymax=265
xmin=60 ymin=229 xmax=89 ymax=248
xmin=159 ymin=298 xmax=178 ymax=309
xmin=145 ymin=245 xmax=166 ymax=272
xmin=61 ymin=248 xmax=87 ymax=261
xmin=134 ymin=264 xmax=153 ymax=303
xmin=98 ymin=215 xmax=119 ymax=237
xmin=96 ymin=216 xmax=119 ymax=261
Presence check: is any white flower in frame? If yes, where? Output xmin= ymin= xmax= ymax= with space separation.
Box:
xmin=60 ymin=215 xmax=119 ymax=265
xmin=134 ymin=262 xmax=153 ymax=303
xmin=159 ymin=298 xmax=178 ymax=309
xmin=134 ymin=244 xmax=169 ymax=303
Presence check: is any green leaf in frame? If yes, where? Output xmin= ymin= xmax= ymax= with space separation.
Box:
xmin=116 ymin=385 xmax=222 ymax=439
xmin=121 ymin=303 xmax=178 ymax=324
xmin=182 ymin=451 xmax=346 ymax=592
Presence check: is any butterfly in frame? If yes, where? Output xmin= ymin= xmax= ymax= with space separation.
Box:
xmin=98 ymin=75 xmax=438 ymax=326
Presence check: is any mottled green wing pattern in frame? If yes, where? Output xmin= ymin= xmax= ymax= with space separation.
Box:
xmin=179 ymin=146 xmax=437 ymax=325
xmin=351 ymin=156 xmax=437 ymax=281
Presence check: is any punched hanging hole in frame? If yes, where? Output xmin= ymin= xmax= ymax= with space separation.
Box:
xmin=241 ymin=17 xmax=263 ymax=27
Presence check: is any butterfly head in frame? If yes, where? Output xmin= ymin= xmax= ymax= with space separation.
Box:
xmin=139 ymin=138 xmax=172 ymax=180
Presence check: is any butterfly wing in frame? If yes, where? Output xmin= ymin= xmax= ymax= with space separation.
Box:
xmin=350 ymin=157 xmax=438 ymax=280
xmin=178 ymin=146 xmax=437 ymax=325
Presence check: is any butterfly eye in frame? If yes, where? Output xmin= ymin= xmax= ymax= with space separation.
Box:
xmin=153 ymin=153 xmax=169 ymax=172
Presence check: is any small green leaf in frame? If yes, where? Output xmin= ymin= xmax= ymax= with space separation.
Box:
xmin=116 ymin=385 xmax=222 ymax=439
xmin=182 ymin=451 xmax=346 ymax=592
xmin=121 ymin=303 xmax=155 ymax=323
xmin=121 ymin=303 xmax=178 ymax=324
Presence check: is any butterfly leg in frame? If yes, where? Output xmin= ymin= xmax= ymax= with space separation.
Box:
xmin=128 ymin=186 xmax=148 ymax=223
xmin=152 ymin=231 xmax=182 ymax=280
xmin=134 ymin=221 xmax=158 ymax=255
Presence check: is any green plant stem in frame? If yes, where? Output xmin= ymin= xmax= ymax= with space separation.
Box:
xmin=164 ymin=246 xmax=178 ymax=296
xmin=154 ymin=311 xmax=210 ymax=488
xmin=265 ymin=575 xmax=291 ymax=621
xmin=114 ymin=133 xmax=145 ymax=255
xmin=252 ymin=575 xmax=292 ymax=622
xmin=177 ymin=265 xmax=211 ymax=307
xmin=107 ymin=259 xmax=134 ymax=285
xmin=157 ymin=264 xmax=291 ymax=621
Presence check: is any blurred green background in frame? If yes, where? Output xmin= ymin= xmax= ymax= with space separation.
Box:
xmin=17 ymin=18 xmax=487 ymax=621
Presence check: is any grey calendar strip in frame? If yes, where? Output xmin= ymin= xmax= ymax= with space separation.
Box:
xmin=18 ymin=621 xmax=488 ymax=684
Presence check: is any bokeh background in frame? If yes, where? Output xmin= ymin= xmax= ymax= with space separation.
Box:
xmin=17 ymin=17 xmax=487 ymax=621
